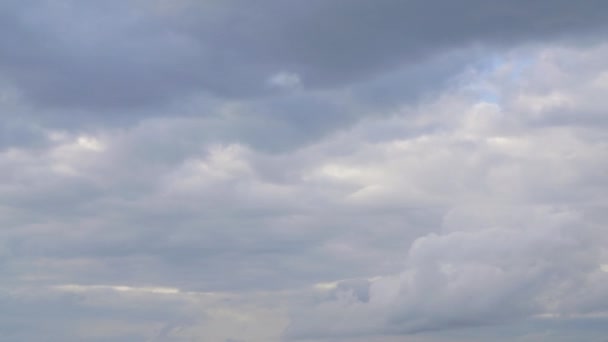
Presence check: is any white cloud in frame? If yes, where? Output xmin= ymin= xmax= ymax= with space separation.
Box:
xmin=268 ymin=71 xmax=302 ymax=90
xmin=283 ymin=43 xmax=608 ymax=340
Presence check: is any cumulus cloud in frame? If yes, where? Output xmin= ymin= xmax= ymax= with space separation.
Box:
xmin=282 ymin=43 xmax=608 ymax=340
xmin=285 ymin=206 xmax=605 ymax=338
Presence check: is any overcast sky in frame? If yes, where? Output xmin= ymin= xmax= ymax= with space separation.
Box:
xmin=1 ymin=1 xmax=608 ymax=341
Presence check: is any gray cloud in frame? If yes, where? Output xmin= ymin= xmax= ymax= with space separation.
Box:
xmin=1 ymin=2 xmax=608 ymax=342
xmin=1 ymin=0 xmax=608 ymax=111
xmin=3 ymin=0 xmax=607 ymax=154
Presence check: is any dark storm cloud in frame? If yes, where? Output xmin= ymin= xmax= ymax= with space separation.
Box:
xmin=1 ymin=0 xmax=608 ymax=110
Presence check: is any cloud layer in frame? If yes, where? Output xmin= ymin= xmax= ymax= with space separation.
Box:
xmin=1 ymin=1 xmax=608 ymax=341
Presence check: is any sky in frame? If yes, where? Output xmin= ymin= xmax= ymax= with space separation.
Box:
xmin=1 ymin=1 xmax=608 ymax=341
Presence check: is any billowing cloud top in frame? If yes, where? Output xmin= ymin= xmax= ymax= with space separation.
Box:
xmin=1 ymin=1 xmax=608 ymax=341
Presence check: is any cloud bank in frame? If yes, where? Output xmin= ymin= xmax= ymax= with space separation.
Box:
xmin=1 ymin=1 xmax=607 ymax=341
